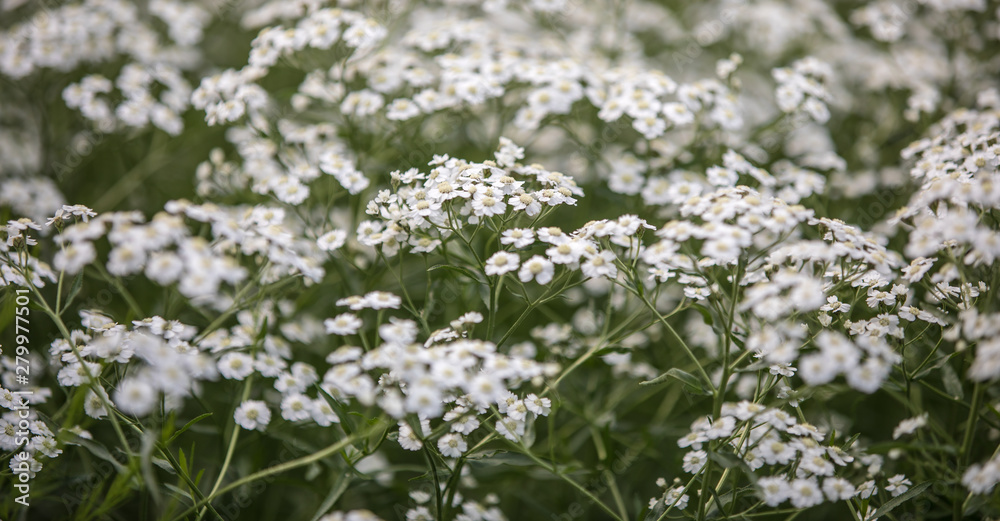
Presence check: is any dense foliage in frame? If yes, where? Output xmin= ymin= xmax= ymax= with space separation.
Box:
xmin=2 ymin=0 xmax=1000 ymax=520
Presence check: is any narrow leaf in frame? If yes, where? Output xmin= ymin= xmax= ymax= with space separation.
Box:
xmin=166 ymin=413 xmax=213 ymax=444
xmin=941 ymin=363 xmax=964 ymax=400
xmin=641 ymin=368 xmax=710 ymax=395
xmin=869 ymin=481 xmax=933 ymax=519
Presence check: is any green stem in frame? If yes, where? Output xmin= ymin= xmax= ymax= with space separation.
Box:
xmin=637 ymin=293 xmax=713 ymax=391
xmin=197 ymin=376 xmax=254 ymax=521
xmin=714 ymin=259 xmax=743 ymax=418
xmin=169 ymin=426 xmax=374 ymax=521
xmin=955 ymin=382 xmax=983 ymax=521
xmin=18 ymin=274 xmax=133 ymax=456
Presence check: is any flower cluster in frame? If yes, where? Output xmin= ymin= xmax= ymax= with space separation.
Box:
xmin=3 ymin=0 xmax=1000 ymax=519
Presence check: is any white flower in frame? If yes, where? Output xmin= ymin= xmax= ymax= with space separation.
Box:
xmin=822 ymin=477 xmax=856 ymax=501
xmin=472 ymin=192 xmax=507 ymax=217
xmin=580 ymin=250 xmax=618 ymax=279
xmin=310 ymin=398 xmax=341 ymax=427
xmin=496 ymin=137 xmax=525 ymax=167
xmin=450 ymin=311 xmax=483 ymax=330
xmin=218 ymin=353 xmax=255 ymax=380
xmin=318 ymin=230 xmax=348 ymax=251
xmin=633 ymin=115 xmax=666 ymax=139
xmin=892 ymin=413 xmax=928 ymax=439
xmin=391 ymin=422 xmax=423 ymax=452
xmin=114 ymin=378 xmax=158 ymax=416
xmin=788 ymin=478 xmax=824 ymax=508
xmin=518 ymin=255 xmax=555 ymax=284
xmin=664 ymin=485 xmax=689 ymax=509
xmin=280 ymin=393 xmax=313 ymax=422
xmin=468 ymin=374 xmax=506 ymax=407
xmin=501 ymin=228 xmax=535 ymax=248
xmin=379 ymin=318 xmax=418 ymax=344
xmin=495 ymin=417 xmax=525 ymax=442
xmin=846 ymin=358 xmax=890 ymax=393
xmin=325 ymin=314 xmax=363 ymax=335
xmin=524 ymin=393 xmax=551 ymax=416
xmin=386 ymin=98 xmax=420 ymax=120
xmin=437 ymin=433 xmax=467 ymax=458
xmin=54 ymin=241 xmax=97 ymax=274
xmin=484 ymin=251 xmax=519 ymax=276
xmin=682 ymin=450 xmax=707 ymax=474
xmin=885 ymin=474 xmax=912 ymax=497
xmin=820 ymin=296 xmax=851 ymax=314
xmin=362 ymin=291 xmax=402 ymax=310
xmin=82 ymin=386 xmax=109 ymax=419
xmin=758 ymin=475 xmax=790 ymax=506
xmin=962 ymin=459 xmax=1000 ymax=494
xmin=799 ymin=353 xmax=838 ymax=385
xmin=756 ymin=437 xmax=796 ymax=465
xmin=234 ymin=400 xmax=271 ymax=431
xmin=856 ymin=479 xmax=877 ymax=499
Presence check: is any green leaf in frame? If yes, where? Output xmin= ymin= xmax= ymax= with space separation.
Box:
xmin=470 ymin=452 xmax=535 ymax=466
xmin=316 ymin=384 xmax=355 ymax=436
xmin=140 ymin=429 xmax=163 ymax=505
xmin=595 ymin=345 xmax=629 ymax=356
xmin=912 ymin=352 xmax=957 ymax=380
xmin=62 ymin=271 xmax=85 ymax=312
xmin=707 ymin=449 xmax=741 ymax=469
xmin=309 ymin=473 xmax=353 ymax=521
xmin=643 ymin=499 xmax=666 ymax=521
xmin=165 ymin=413 xmax=213 ymax=445
xmin=941 ymin=363 xmax=964 ymax=400
xmin=428 ymin=263 xmax=481 ymax=282
xmin=868 ymin=481 xmax=933 ymax=519
xmin=691 ymin=304 xmax=714 ymax=327
xmin=177 ymin=447 xmax=188 ymax=476
xmin=64 ymin=432 xmax=126 ymax=473
xmin=464 ymin=449 xmax=506 ymax=460
xmin=640 ymin=368 xmax=711 ymax=395
xmin=161 ymin=411 xmax=177 ymax=442
xmin=152 ymin=456 xmax=175 ymax=473
xmin=162 ymin=483 xmax=195 ymax=503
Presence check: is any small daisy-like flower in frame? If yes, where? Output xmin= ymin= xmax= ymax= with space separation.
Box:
xmin=234 ymin=400 xmax=271 ymax=431
xmin=822 ymin=477 xmax=856 ymax=501
xmin=218 ymin=352 xmax=255 ymax=380
xmin=113 ymin=378 xmax=157 ymax=416
xmin=788 ymin=478 xmax=824 ymax=508
xmin=317 ymin=230 xmax=348 ymax=251
xmin=856 ymin=479 xmax=877 ymax=499
xmin=665 ymin=487 xmax=689 ymax=510
xmin=484 ymin=251 xmax=519 ymax=276
xmin=472 ymin=192 xmax=507 ymax=217
xmin=518 ymin=255 xmax=555 ymax=284
xmin=324 ymin=313 xmax=363 ymax=335
xmin=280 ymin=393 xmax=313 ymax=422
xmin=524 ymin=393 xmax=551 ymax=416
xmin=885 ymin=474 xmax=912 ymax=497
xmin=682 ymin=450 xmax=707 ymax=474
xmin=820 ymin=296 xmax=851 ymax=314
xmin=363 ymin=291 xmax=402 ymax=309
xmin=892 ymin=413 xmax=928 ymax=439
xmin=450 ymin=311 xmax=484 ymax=330
xmin=437 ymin=433 xmax=467 ymax=458
xmin=580 ymin=250 xmax=618 ymax=279
xmin=501 ymin=228 xmax=535 ymax=248
xmin=398 ymin=421 xmax=423 ymax=451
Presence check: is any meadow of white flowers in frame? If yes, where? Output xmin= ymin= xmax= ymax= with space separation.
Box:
xmin=1 ymin=0 xmax=999 ymax=519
